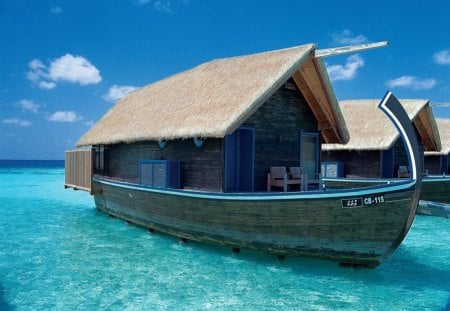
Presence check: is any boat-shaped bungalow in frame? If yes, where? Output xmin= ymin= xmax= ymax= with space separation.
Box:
xmin=322 ymin=99 xmax=441 ymax=179
xmin=419 ymin=119 xmax=450 ymax=217
xmin=424 ymin=118 xmax=450 ymax=175
xmin=65 ymin=44 xmax=421 ymax=267
xmin=321 ymin=99 xmax=450 ymax=213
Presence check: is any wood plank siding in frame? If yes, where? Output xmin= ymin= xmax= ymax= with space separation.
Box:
xmin=322 ymin=150 xmax=381 ymax=178
xmin=245 ymin=79 xmax=318 ymax=191
xmin=103 ymin=79 xmax=318 ymax=192
xmin=65 ymin=149 xmax=93 ymax=192
xmin=106 ymin=138 xmax=223 ymax=191
xmin=424 ymin=155 xmax=442 ymax=175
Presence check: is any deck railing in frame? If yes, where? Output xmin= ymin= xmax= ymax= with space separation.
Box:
xmin=65 ymin=149 xmax=93 ymax=193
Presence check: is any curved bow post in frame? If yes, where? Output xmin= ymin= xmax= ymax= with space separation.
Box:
xmin=378 ymin=91 xmax=422 ymax=189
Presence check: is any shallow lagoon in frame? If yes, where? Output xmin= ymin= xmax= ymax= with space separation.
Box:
xmin=0 ymin=161 xmax=449 ymax=310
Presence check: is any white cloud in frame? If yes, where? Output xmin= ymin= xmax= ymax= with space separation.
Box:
xmin=85 ymin=120 xmax=95 ymax=127
xmin=386 ymin=75 xmax=437 ymax=90
xmin=153 ymin=0 xmax=172 ymax=12
xmin=39 ymin=81 xmax=57 ymax=90
xmin=29 ymin=59 xmax=45 ymax=70
xmin=137 ymin=0 xmax=189 ymax=12
xmin=48 ymin=54 xmax=102 ymax=85
xmin=2 ymin=118 xmax=31 ymax=127
xmin=48 ymin=111 xmax=82 ymax=122
xmin=103 ymin=85 xmax=139 ymax=102
xmin=27 ymin=54 xmax=102 ymax=89
xmin=331 ymin=29 xmax=368 ymax=46
xmin=50 ymin=6 xmax=63 ymax=14
xmin=326 ymin=54 xmax=365 ymax=81
xmin=16 ymin=99 xmax=40 ymax=113
xmin=433 ymin=50 xmax=450 ymax=65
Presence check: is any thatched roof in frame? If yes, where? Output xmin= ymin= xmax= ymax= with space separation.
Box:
xmin=322 ymin=99 xmax=441 ymax=152
xmin=77 ymin=44 xmax=349 ymax=147
xmin=425 ymin=118 xmax=450 ymax=155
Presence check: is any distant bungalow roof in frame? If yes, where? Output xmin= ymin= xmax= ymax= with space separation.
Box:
xmin=425 ymin=118 xmax=450 ymax=155
xmin=77 ymin=44 xmax=349 ymax=147
xmin=322 ymin=99 xmax=441 ymax=152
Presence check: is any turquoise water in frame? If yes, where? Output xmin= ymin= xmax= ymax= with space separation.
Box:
xmin=0 ymin=161 xmax=449 ymax=310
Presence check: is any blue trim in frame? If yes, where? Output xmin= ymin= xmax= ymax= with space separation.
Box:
xmin=323 ymin=177 xmax=400 ymax=184
xmin=224 ymin=126 xmax=255 ymax=192
xmin=323 ymin=175 xmax=450 ymax=184
xmin=300 ymin=131 xmax=319 ymax=174
xmin=94 ymin=176 xmax=415 ymax=201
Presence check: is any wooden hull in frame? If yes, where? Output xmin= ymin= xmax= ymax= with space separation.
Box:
xmin=323 ymin=176 xmax=450 ymax=205
xmin=93 ymin=177 xmax=419 ymax=267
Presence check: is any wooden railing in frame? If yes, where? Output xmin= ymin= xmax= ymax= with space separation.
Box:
xmin=65 ymin=149 xmax=93 ymax=193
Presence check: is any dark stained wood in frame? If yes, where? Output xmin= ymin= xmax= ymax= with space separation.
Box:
xmin=104 ymin=80 xmax=318 ymax=193
xmin=245 ymin=80 xmax=318 ymax=191
xmin=424 ymin=155 xmax=442 ymax=175
xmin=93 ymin=177 xmax=420 ymax=267
xmin=420 ymin=177 xmax=450 ymax=204
xmin=322 ymin=138 xmax=422 ymax=179
xmin=106 ymin=138 xmax=223 ymax=191
xmin=322 ymin=150 xmax=381 ymax=178
xmin=323 ymin=177 xmax=450 ymax=205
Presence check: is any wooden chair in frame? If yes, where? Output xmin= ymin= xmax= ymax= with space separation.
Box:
xmin=267 ymin=167 xmax=301 ymax=192
xmin=288 ymin=167 xmax=303 ymax=180
xmin=302 ymin=172 xmax=322 ymax=191
xmin=398 ymin=166 xmax=410 ymax=178
xmin=289 ymin=166 xmax=322 ymax=191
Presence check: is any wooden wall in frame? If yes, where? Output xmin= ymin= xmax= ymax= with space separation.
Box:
xmin=244 ymin=79 xmax=318 ymax=191
xmin=393 ymin=139 xmax=409 ymax=174
xmin=104 ymin=79 xmax=318 ymax=192
xmin=107 ymin=138 xmax=223 ymax=191
xmin=322 ymin=150 xmax=381 ymax=178
xmin=424 ymin=155 xmax=442 ymax=175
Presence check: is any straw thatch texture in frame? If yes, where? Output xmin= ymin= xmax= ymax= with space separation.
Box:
xmin=322 ymin=99 xmax=441 ymax=151
xmin=77 ymin=44 xmax=347 ymax=147
xmin=425 ymin=118 xmax=450 ymax=155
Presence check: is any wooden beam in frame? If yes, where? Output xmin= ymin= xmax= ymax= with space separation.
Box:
xmin=415 ymin=107 xmax=439 ymax=152
xmin=292 ymin=67 xmax=335 ymax=143
xmin=315 ymin=41 xmax=389 ymax=58
xmin=431 ymin=103 xmax=450 ymax=107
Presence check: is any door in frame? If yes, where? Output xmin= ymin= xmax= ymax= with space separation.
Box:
xmin=224 ymin=127 xmax=255 ymax=192
xmin=381 ymin=147 xmax=394 ymax=178
xmin=300 ymin=132 xmax=319 ymax=174
xmin=441 ymin=155 xmax=448 ymax=174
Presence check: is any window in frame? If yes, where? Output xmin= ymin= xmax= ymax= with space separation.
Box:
xmin=300 ymin=132 xmax=319 ymax=174
xmin=94 ymin=146 xmax=109 ymax=175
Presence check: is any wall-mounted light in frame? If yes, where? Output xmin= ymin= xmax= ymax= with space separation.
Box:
xmin=194 ymin=137 xmax=204 ymax=148
xmin=158 ymin=140 xmax=167 ymax=149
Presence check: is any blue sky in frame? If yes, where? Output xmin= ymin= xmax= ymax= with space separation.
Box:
xmin=1 ymin=0 xmax=450 ymax=159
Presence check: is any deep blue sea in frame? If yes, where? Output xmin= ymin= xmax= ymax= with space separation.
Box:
xmin=0 ymin=160 xmax=449 ymax=310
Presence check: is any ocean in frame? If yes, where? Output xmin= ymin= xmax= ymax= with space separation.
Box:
xmin=0 ymin=160 xmax=449 ymax=310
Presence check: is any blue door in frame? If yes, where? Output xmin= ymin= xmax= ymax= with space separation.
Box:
xmin=441 ymin=155 xmax=449 ymax=174
xmin=381 ymin=147 xmax=394 ymax=178
xmin=300 ymin=132 xmax=319 ymax=174
xmin=225 ymin=127 xmax=255 ymax=192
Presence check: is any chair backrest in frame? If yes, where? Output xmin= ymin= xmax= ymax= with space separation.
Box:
xmin=399 ymin=166 xmax=408 ymax=173
xmin=289 ymin=167 xmax=303 ymax=179
xmin=270 ymin=167 xmax=286 ymax=179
